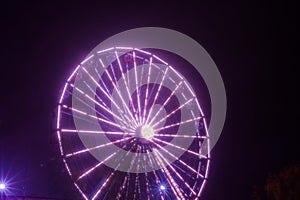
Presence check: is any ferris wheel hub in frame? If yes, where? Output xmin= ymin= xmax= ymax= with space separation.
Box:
xmin=141 ymin=125 xmax=154 ymax=140
xmin=135 ymin=125 xmax=154 ymax=140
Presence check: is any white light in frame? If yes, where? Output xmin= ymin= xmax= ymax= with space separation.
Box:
xmin=160 ymin=185 xmax=166 ymax=190
xmin=141 ymin=125 xmax=154 ymax=140
xmin=115 ymin=46 xmax=133 ymax=50
xmin=0 ymin=183 xmax=5 ymax=190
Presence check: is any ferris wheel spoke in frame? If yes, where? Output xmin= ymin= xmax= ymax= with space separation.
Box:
xmin=124 ymin=162 xmax=136 ymax=198
xmin=142 ymin=151 xmax=154 ymax=199
xmin=153 ymin=138 xmax=207 ymax=160
xmin=171 ymin=159 xmax=199 ymax=181
xmin=83 ymin=78 xmax=108 ymax=109
xmin=108 ymin=61 xmax=124 ymax=107
xmin=154 ymin=116 xmax=202 ymax=132
xmin=98 ymin=58 xmax=138 ymax=127
xmin=151 ymin=97 xmax=194 ymax=128
xmin=61 ymin=129 xmax=134 ymax=136
xmin=92 ymin=143 xmax=135 ymax=200
xmin=145 ymin=67 xmax=169 ymax=125
xmin=70 ymin=90 xmax=129 ymax=129
xmin=133 ymin=147 xmax=141 ymax=199
xmin=70 ymin=83 xmax=130 ymax=127
xmin=151 ymin=149 xmax=179 ymax=198
xmin=123 ymin=150 xmax=140 ymax=199
xmin=148 ymin=81 xmax=183 ymax=126
xmin=83 ymin=80 xmax=109 ymax=108
xmin=145 ymin=149 xmax=166 ymax=200
xmin=152 ymin=140 xmax=204 ymax=178
xmin=82 ymin=66 xmax=138 ymax=127
xmin=115 ymin=51 xmax=140 ymax=125
xmin=94 ymin=63 xmax=119 ymax=94
xmin=142 ymin=57 xmax=152 ymax=125
xmin=155 ymin=149 xmax=197 ymax=196
xmin=73 ymin=183 xmax=88 ymax=200
xmin=125 ymin=173 xmax=130 ymax=199
xmin=61 ymin=110 xmax=100 ymax=127
xmin=95 ymin=66 xmax=115 ymax=96
xmin=153 ymin=149 xmax=185 ymax=200
xmin=156 ymin=155 xmax=196 ymax=197
xmin=144 ymin=171 xmax=151 ymax=200
xmin=70 ymin=90 xmax=110 ymax=122
xmin=62 ymin=105 xmax=134 ymax=132
xmin=154 ymin=133 xmax=207 ymax=139
xmin=109 ymin=62 xmax=121 ymax=91
xmin=116 ymin=176 xmax=128 ymax=200
xmin=133 ymin=51 xmax=142 ymax=125
xmin=65 ymin=136 xmax=133 ymax=158
xmin=77 ymin=152 xmax=118 ymax=180
xmin=92 ymin=171 xmax=116 ymax=200
xmin=84 ymin=82 xmax=132 ymax=128
xmin=94 ymin=67 xmax=131 ymax=125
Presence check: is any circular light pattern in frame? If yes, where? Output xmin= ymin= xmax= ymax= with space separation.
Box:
xmin=0 ymin=183 xmax=5 ymax=190
xmin=57 ymin=47 xmax=210 ymax=199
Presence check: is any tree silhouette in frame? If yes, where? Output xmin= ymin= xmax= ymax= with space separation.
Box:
xmin=265 ymin=164 xmax=300 ymax=200
xmin=253 ymin=164 xmax=300 ymax=200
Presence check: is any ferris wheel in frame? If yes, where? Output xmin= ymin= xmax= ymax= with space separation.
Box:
xmin=56 ymin=47 xmax=210 ymax=200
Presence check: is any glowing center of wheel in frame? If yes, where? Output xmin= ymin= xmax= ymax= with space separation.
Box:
xmin=141 ymin=125 xmax=154 ymax=140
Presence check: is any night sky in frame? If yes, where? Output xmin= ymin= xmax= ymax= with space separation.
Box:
xmin=0 ymin=1 xmax=298 ymax=200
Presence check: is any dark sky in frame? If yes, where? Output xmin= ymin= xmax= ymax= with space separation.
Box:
xmin=0 ymin=1 xmax=298 ymax=200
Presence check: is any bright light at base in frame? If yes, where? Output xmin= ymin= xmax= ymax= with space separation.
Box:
xmin=0 ymin=183 xmax=5 ymax=190
xmin=160 ymin=185 xmax=166 ymax=190
xmin=141 ymin=125 xmax=154 ymax=140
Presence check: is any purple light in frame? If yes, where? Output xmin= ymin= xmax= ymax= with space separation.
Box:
xmin=115 ymin=46 xmax=133 ymax=50
xmin=97 ymin=47 xmax=114 ymax=54
xmin=56 ymin=46 xmax=210 ymax=199
xmin=134 ymin=48 xmax=152 ymax=55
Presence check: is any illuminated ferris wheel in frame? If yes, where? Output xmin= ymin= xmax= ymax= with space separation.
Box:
xmin=56 ymin=47 xmax=210 ymax=200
